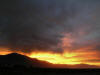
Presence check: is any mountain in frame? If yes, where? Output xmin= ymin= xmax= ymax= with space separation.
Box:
xmin=0 ymin=53 xmax=52 ymax=68
xmin=0 ymin=53 xmax=99 ymax=68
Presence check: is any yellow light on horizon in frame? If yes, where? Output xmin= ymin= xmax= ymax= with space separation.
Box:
xmin=29 ymin=51 xmax=82 ymax=65
xmin=28 ymin=50 xmax=100 ymax=66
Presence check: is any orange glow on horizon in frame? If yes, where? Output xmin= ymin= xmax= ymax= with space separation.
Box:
xmin=0 ymin=48 xmax=12 ymax=55
xmin=0 ymin=49 xmax=100 ymax=67
xmin=28 ymin=50 xmax=100 ymax=66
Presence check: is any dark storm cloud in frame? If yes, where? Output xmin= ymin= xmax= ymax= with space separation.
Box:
xmin=0 ymin=0 xmax=100 ymax=53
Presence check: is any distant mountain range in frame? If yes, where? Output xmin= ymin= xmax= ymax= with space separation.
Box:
xmin=0 ymin=53 xmax=99 ymax=68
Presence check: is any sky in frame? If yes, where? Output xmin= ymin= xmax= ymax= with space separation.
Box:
xmin=0 ymin=0 xmax=100 ymax=66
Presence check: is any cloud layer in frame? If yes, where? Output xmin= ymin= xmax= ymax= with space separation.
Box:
xmin=0 ymin=0 xmax=100 ymax=54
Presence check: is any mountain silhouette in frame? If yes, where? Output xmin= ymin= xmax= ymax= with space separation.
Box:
xmin=0 ymin=53 xmax=99 ymax=68
xmin=0 ymin=53 xmax=53 ymax=68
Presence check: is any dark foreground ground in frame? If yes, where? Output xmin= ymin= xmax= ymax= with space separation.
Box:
xmin=0 ymin=66 xmax=100 ymax=75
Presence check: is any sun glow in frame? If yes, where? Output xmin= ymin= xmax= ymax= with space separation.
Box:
xmin=29 ymin=51 xmax=80 ymax=65
xmin=28 ymin=49 xmax=100 ymax=66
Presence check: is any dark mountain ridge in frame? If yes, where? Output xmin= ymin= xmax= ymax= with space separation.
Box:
xmin=0 ymin=53 xmax=52 ymax=68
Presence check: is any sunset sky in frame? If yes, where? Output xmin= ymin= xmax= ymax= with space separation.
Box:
xmin=0 ymin=0 xmax=100 ymax=68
